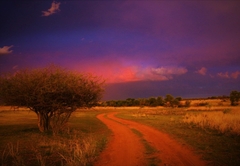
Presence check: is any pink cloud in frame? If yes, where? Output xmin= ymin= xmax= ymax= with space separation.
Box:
xmin=217 ymin=72 xmax=230 ymax=78
xmin=151 ymin=67 xmax=187 ymax=76
xmin=113 ymin=66 xmax=187 ymax=83
xmin=68 ymin=56 xmax=188 ymax=83
xmin=231 ymin=71 xmax=240 ymax=79
xmin=0 ymin=45 xmax=13 ymax=55
xmin=42 ymin=1 xmax=61 ymax=17
xmin=73 ymin=58 xmax=188 ymax=83
xmin=196 ymin=67 xmax=207 ymax=75
xmin=217 ymin=71 xmax=240 ymax=79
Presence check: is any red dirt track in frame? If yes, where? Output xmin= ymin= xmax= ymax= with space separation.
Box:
xmin=95 ymin=112 xmax=206 ymax=166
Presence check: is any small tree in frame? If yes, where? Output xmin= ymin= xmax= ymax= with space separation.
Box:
xmin=126 ymin=98 xmax=135 ymax=106
xmin=164 ymin=94 xmax=174 ymax=107
xmin=148 ymin=97 xmax=158 ymax=107
xmin=0 ymin=65 xmax=104 ymax=133
xmin=172 ymin=98 xmax=180 ymax=107
xmin=175 ymin=97 xmax=182 ymax=101
xmin=156 ymin=96 xmax=164 ymax=106
xmin=230 ymin=90 xmax=240 ymax=106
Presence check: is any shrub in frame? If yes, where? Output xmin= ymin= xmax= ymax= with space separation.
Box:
xmin=0 ymin=65 xmax=104 ymax=133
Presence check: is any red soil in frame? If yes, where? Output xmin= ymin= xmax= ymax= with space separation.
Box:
xmin=95 ymin=112 xmax=206 ymax=166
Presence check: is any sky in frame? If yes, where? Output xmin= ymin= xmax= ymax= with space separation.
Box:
xmin=0 ymin=1 xmax=240 ymax=100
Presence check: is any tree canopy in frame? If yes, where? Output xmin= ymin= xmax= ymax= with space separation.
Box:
xmin=0 ymin=65 xmax=104 ymax=133
xmin=230 ymin=90 xmax=240 ymax=106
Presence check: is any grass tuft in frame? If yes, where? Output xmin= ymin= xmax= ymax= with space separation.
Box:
xmin=1 ymin=131 xmax=100 ymax=166
xmin=131 ymin=128 xmax=160 ymax=166
xmin=1 ymin=142 xmax=25 ymax=166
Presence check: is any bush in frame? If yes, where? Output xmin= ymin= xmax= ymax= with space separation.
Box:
xmin=230 ymin=90 xmax=240 ymax=106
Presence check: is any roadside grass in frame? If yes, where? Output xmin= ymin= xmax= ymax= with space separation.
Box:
xmin=131 ymin=128 xmax=160 ymax=166
xmin=0 ymin=107 xmax=110 ymax=166
xmin=1 ymin=104 xmax=240 ymax=165
xmin=116 ymin=107 xmax=240 ymax=166
xmin=188 ymin=99 xmax=231 ymax=107
xmin=183 ymin=110 xmax=240 ymax=135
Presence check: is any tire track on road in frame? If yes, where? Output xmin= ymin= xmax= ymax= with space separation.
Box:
xmin=95 ymin=112 xmax=206 ymax=166
xmin=95 ymin=113 xmax=147 ymax=166
xmin=109 ymin=112 xmax=206 ymax=166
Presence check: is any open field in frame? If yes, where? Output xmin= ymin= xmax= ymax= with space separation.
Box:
xmin=115 ymin=106 xmax=240 ymax=166
xmin=0 ymin=107 xmax=110 ymax=166
xmin=1 ymin=101 xmax=240 ymax=165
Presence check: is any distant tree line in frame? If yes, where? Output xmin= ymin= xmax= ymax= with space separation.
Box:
xmin=102 ymin=90 xmax=240 ymax=107
xmin=207 ymin=95 xmax=229 ymax=100
xmin=101 ymin=94 xmax=191 ymax=108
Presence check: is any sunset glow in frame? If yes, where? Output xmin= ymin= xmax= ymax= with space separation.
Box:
xmin=1 ymin=1 xmax=240 ymax=100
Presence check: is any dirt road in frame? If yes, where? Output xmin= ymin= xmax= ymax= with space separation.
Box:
xmin=95 ymin=112 xmax=206 ymax=166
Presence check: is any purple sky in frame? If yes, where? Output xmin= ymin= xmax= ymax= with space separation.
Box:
xmin=1 ymin=1 xmax=240 ymax=100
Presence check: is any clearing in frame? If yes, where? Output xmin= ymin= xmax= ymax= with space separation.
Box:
xmin=95 ymin=112 xmax=206 ymax=166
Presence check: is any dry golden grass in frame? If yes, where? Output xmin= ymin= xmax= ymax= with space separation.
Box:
xmin=183 ymin=109 xmax=240 ymax=135
xmin=0 ymin=107 xmax=109 ymax=166
xmin=1 ymin=132 xmax=98 ymax=166
xmin=117 ymin=107 xmax=240 ymax=165
xmin=184 ymin=99 xmax=231 ymax=107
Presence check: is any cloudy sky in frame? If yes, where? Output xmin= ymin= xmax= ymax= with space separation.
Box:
xmin=1 ymin=1 xmax=240 ymax=100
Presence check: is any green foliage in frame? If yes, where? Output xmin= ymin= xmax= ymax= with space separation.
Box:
xmin=148 ymin=97 xmax=158 ymax=107
xmin=175 ymin=97 xmax=182 ymax=101
xmin=126 ymin=98 xmax=136 ymax=106
xmin=164 ymin=94 xmax=174 ymax=103
xmin=164 ymin=94 xmax=176 ymax=107
xmin=172 ymin=98 xmax=179 ymax=107
xmin=208 ymin=95 xmax=229 ymax=100
xmin=156 ymin=96 xmax=164 ymax=106
xmin=230 ymin=90 xmax=240 ymax=106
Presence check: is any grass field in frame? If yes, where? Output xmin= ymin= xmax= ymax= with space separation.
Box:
xmin=1 ymin=101 xmax=240 ymax=166
xmin=116 ymin=106 xmax=240 ymax=166
xmin=0 ymin=107 xmax=110 ymax=166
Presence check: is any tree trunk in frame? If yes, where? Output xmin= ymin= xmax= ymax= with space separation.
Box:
xmin=37 ymin=112 xmax=51 ymax=132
